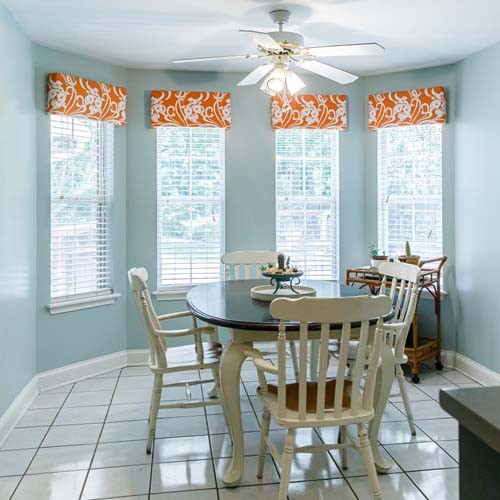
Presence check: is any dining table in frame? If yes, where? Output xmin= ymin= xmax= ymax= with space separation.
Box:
xmin=186 ymin=278 xmax=397 ymax=486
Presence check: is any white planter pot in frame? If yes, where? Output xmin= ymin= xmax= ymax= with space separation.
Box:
xmin=370 ymin=258 xmax=387 ymax=269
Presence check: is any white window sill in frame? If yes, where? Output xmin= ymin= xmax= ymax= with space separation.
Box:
xmin=153 ymin=288 xmax=192 ymax=301
xmin=47 ymin=293 xmax=121 ymax=315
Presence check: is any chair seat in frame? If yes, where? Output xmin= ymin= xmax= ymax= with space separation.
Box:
xmin=258 ymin=379 xmax=352 ymax=413
xmin=163 ymin=342 xmax=222 ymax=369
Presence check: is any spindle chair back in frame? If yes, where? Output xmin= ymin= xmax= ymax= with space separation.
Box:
xmin=248 ymin=294 xmax=392 ymax=500
xmin=221 ymin=250 xmax=279 ymax=280
xmin=128 ymin=267 xmax=224 ymax=454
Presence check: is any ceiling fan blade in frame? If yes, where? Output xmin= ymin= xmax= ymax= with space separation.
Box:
xmin=237 ymin=63 xmax=274 ymax=86
xmin=239 ymin=30 xmax=282 ymax=51
xmin=298 ymin=59 xmax=359 ymax=85
xmin=304 ymin=42 xmax=385 ymax=58
xmin=172 ymin=54 xmax=259 ymax=64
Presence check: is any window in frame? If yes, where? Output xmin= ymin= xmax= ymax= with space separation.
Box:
xmin=275 ymin=129 xmax=339 ymax=280
xmin=157 ymin=127 xmax=225 ymax=291
xmin=50 ymin=115 xmax=114 ymax=301
xmin=377 ymin=124 xmax=443 ymax=260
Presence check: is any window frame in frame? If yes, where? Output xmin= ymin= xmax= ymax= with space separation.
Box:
xmin=275 ymin=128 xmax=340 ymax=281
xmin=48 ymin=115 xmax=119 ymax=314
xmin=155 ymin=126 xmax=226 ymax=298
xmin=376 ymin=123 xmax=444 ymax=262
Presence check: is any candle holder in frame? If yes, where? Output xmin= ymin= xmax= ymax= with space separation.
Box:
xmin=261 ymin=270 xmax=304 ymax=294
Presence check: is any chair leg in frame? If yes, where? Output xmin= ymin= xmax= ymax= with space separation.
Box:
xmin=146 ymin=373 xmax=162 ymax=454
xmin=357 ymin=424 xmax=382 ymax=500
xmin=339 ymin=425 xmax=348 ymax=470
xmin=396 ymin=364 xmax=416 ymax=435
xmin=210 ymin=365 xmax=222 ymax=398
xmin=289 ymin=341 xmax=299 ymax=382
xmin=279 ymin=428 xmax=295 ymax=500
xmin=206 ymin=365 xmax=221 ymax=399
xmin=148 ymin=372 xmax=162 ymax=423
xmin=257 ymin=408 xmax=271 ymax=479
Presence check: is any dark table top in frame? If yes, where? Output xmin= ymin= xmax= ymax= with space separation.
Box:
xmin=440 ymin=386 xmax=500 ymax=454
xmin=186 ymin=279 xmax=390 ymax=331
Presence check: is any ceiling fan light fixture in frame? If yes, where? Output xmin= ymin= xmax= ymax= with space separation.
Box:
xmin=260 ymin=66 xmax=286 ymax=95
xmin=285 ymin=71 xmax=306 ymax=94
xmin=259 ymin=66 xmax=305 ymax=96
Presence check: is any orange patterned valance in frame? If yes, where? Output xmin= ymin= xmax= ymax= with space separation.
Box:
xmin=47 ymin=73 xmax=126 ymax=126
xmin=271 ymin=94 xmax=347 ymax=130
xmin=151 ymin=90 xmax=231 ymax=128
xmin=368 ymin=86 xmax=446 ymax=130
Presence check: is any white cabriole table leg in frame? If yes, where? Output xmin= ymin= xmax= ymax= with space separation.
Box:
xmin=220 ymin=337 xmax=252 ymax=486
xmin=370 ymin=342 xmax=397 ymax=472
xmin=219 ymin=328 xmax=396 ymax=486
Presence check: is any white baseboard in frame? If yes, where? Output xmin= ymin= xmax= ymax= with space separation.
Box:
xmin=445 ymin=351 xmax=500 ymax=386
xmin=1 ymin=347 xmax=499 ymax=447
xmin=0 ymin=350 xmax=147 ymax=447
xmin=0 ymin=377 xmax=39 ymax=448
xmin=37 ymin=350 xmax=130 ymax=392
xmin=126 ymin=349 xmax=149 ymax=366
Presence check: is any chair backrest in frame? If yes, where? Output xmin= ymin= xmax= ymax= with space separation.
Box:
xmin=378 ymin=261 xmax=421 ymax=357
xmin=128 ymin=267 xmax=166 ymax=369
xmin=221 ymin=251 xmax=279 ymax=280
xmin=269 ymin=295 xmax=392 ymax=422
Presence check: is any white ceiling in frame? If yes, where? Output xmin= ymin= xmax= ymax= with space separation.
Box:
xmin=4 ymin=0 xmax=500 ymax=75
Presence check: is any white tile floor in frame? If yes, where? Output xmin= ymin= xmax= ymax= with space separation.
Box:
xmin=0 ymin=361 xmax=471 ymax=500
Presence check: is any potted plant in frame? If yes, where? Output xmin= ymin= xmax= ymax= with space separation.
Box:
xmin=369 ymin=245 xmax=388 ymax=269
xmin=398 ymin=241 xmax=421 ymax=266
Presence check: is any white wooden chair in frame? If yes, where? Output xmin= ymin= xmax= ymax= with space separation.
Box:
xmin=221 ymin=251 xmax=299 ymax=380
xmin=221 ymin=250 xmax=279 ymax=280
xmin=128 ymin=267 xmax=224 ymax=454
xmin=330 ymin=261 xmax=421 ymax=435
xmin=378 ymin=261 xmax=421 ymax=434
xmin=246 ymin=294 xmax=392 ymax=500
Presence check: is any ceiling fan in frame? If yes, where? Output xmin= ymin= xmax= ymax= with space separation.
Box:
xmin=172 ymin=9 xmax=385 ymax=96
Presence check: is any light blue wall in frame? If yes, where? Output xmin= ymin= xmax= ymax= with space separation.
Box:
xmin=361 ymin=65 xmax=458 ymax=352
xmin=3 ymin=17 xmax=496 ymax=394
xmin=34 ymin=46 xmax=129 ymax=372
xmin=125 ymin=69 xmax=367 ymax=348
xmin=455 ymin=41 xmax=500 ymax=372
xmin=25 ymin=46 xmax=464 ymax=370
xmin=0 ymin=5 xmax=37 ymax=414
xmin=125 ymin=66 xmax=460 ymax=352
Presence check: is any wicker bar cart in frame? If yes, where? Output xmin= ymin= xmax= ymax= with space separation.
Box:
xmin=346 ymin=257 xmax=447 ymax=383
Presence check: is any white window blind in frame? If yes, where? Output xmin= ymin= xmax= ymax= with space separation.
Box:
xmin=377 ymin=124 xmax=443 ymax=260
xmin=157 ymin=127 xmax=225 ymax=290
xmin=50 ymin=115 xmax=114 ymax=301
xmin=275 ymin=129 xmax=339 ymax=280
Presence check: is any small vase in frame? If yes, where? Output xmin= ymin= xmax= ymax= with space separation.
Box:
xmin=370 ymin=256 xmax=388 ymax=269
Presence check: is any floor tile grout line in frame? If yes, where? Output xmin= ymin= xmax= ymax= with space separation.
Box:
xmin=4 ymin=363 xmax=464 ymax=500
xmin=379 ymin=444 xmax=432 ymax=500
xmin=22 ymin=407 xmax=224 ymax=427
xmin=310 ymin=420 xmax=361 ymax=500
xmin=7 ymin=381 xmax=77 ymax=500
xmin=241 ymin=367 xmax=287 ymax=489
xmin=380 ymin=441 xmax=459 ymax=473
xmin=146 ymin=389 xmax=155 ymax=500
xmin=77 ymin=367 xmax=123 ymax=500
xmin=433 ymin=440 xmax=460 ymax=464
xmin=199 ymin=368 xmax=222 ymax=500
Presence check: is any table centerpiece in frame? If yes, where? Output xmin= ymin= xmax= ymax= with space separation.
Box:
xmin=250 ymin=253 xmax=316 ymax=301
